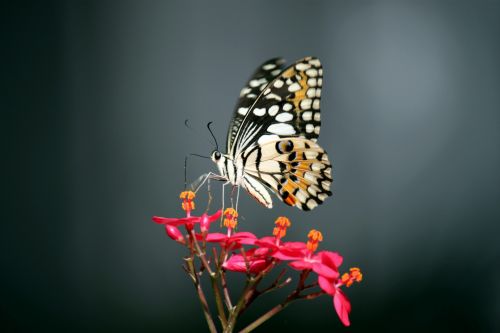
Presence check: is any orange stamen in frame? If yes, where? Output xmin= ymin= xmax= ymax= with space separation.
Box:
xmin=341 ymin=267 xmax=363 ymax=287
xmin=179 ymin=191 xmax=196 ymax=212
xmin=306 ymin=229 xmax=323 ymax=252
xmin=273 ymin=216 xmax=291 ymax=238
xmin=223 ymin=208 xmax=238 ymax=229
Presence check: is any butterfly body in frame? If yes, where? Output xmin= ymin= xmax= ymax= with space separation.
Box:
xmin=211 ymin=57 xmax=332 ymax=211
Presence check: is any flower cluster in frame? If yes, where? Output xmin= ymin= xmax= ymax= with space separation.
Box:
xmin=153 ymin=191 xmax=363 ymax=331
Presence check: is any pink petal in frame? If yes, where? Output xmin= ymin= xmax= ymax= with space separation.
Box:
xmin=222 ymin=255 xmax=268 ymax=273
xmin=282 ymin=242 xmax=307 ymax=250
xmin=312 ymin=262 xmax=339 ymax=279
xmin=289 ymin=260 xmax=313 ymax=271
xmin=254 ymin=247 xmax=272 ymax=256
xmin=272 ymin=251 xmax=303 ymax=261
xmin=205 ymin=233 xmax=228 ymax=242
xmin=255 ymin=236 xmax=277 ymax=249
xmin=206 ymin=210 xmax=223 ymax=222
xmin=318 ymin=251 xmax=343 ymax=269
xmin=230 ymin=232 xmax=257 ymax=245
xmin=199 ymin=213 xmax=210 ymax=232
xmin=318 ymin=276 xmax=336 ymax=295
xmin=334 ymin=289 xmax=351 ymax=327
xmin=152 ymin=216 xmax=198 ymax=226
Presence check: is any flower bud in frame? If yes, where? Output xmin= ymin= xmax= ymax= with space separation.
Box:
xmin=165 ymin=225 xmax=185 ymax=243
xmin=200 ymin=213 xmax=210 ymax=233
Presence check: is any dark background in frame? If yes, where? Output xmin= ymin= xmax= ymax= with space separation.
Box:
xmin=2 ymin=1 xmax=500 ymax=332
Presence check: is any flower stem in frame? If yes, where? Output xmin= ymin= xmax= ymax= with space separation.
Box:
xmin=238 ymin=300 xmax=290 ymax=333
xmin=185 ymin=257 xmax=217 ymax=333
xmin=189 ymin=229 xmax=228 ymax=328
xmin=238 ymin=270 xmax=322 ymax=333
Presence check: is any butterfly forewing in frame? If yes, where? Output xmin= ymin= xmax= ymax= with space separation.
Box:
xmin=230 ymin=57 xmax=323 ymax=156
xmin=227 ymin=58 xmax=286 ymax=152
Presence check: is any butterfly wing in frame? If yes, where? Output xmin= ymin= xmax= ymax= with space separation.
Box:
xmin=226 ymin=58 xmax=286 ymax=152
xmin=243 ymin=138 xmax=332 ymax=210
xmin=232 ymin=57 xmax=332 ymax=210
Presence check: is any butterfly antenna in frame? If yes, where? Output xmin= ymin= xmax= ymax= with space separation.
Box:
xmin=184 ymin=156 xmax=188 ymax=189
xmin=207 ymin=121 xmax=219 ymax=151
xmin=190 ymin=153 xmax=210 ymax=159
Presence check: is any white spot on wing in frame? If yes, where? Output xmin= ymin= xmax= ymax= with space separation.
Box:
xmin=302 ymin=111 xmax=312 ymax=121
xmin=309 ymin=59 xmax=321 ymax=67
xmin=295 ymin=63 xmax=311 ymax=71
xmin=276 ymin=112 xmax=293 ymax=122
xmin=253 ymin=108 xmax=266 ymax=116
xmin=268 ymin=105 xmax=279 ymax=116
xmin=238 ymin=107 xmax=249 ymax=115
xmin=288 ymin=82 xmax=301 ymax=92
xmin=300 ymin=99 xmax=312 ymax=110
xmin=306 ymin=199 xmax=318 ymax=210
xmin=307 ymin=78 xmax=317 ymax=87
xmin=306 ymin=69 xmax=318 ymax=77
xmin=283 ymin=103 xmax=293 ymax=111
xmin=306 ymin=124 xmax=314 ymax=133
xmin=312 ymin=99 xmax=320 ymax=110
xmin=273 ymin=80 xmax=284 ymax=88
xmin=262 ymin=63 xmax=276 ymax=70
xmin=306 ymin=88 xmax=316 ymax=98
xmin=268 ymin=123 xmax=296 ymax=135
xmin=257 ymin=134 xmax=280 ymax=145
xmin=240 ymin=87 xmax=251 ymax=97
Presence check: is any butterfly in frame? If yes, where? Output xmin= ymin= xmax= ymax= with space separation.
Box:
xmin=209 ymin=57 xmax=332 ymax=211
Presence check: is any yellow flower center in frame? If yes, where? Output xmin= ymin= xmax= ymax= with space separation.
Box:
xmin=273 ymin=216 xmax=291 ymax=239
xmin=306 ymin=229 xmax=323 ymax=252
xmin=223 ymin=208 xmax=238 ymax=229
xmin=179 ymin=191 xmax=196 ymax=211
xmin=341 ymin=267 xmax=363 ymax=287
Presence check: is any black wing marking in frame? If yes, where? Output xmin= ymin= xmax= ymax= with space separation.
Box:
xmin=229 ymin=57 xmax=323 ymax=157
xmin=226 ymin=58 xmax=286 ymax=152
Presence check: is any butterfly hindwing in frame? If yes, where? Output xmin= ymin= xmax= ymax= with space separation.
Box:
xmin=230 ymin=57 xmax=323 ymax=157
xmin=242 ymin=138 xmax=332 ymax=211
xmin=227 ymin=58 xmax=286 ymax=152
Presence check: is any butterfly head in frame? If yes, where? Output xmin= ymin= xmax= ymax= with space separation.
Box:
xmin=210 ymin=149 xmax=226 ymax=171
xmin=210 ymin=150 xmax=222 ymax=162
xmin=211 ymin=150 xmax=227 ymax=176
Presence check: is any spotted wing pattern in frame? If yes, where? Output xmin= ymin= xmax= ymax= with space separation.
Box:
xmin=230 ymin=57 xmax=324 ymax=157
xmin=226 ymin=58 xmax=286 ymax=152
xmin=242 ymin=138 xmax=332 ymax=210
xmin=230 ymin=57 xmax=331 ymax=210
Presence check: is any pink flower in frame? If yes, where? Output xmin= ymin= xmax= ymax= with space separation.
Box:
xmin=256 ymin=237 xmax=306 ymax=259
xmin=152 ymin=210 xmax=222 ymax=227
xmin=195 ymin=208 xmax=257 ymax=247
xmin=203 ymin=231 xmax=257 ymax=248
xmin=254 ymin=217 xmax=306 ymax=259
xmin=318 ymin=267 xmax=363 ymax=326
xmin=285 ymin=230 xmax=341 ymax=280
xmin=222 ymin=248 xmax=270 ymax=273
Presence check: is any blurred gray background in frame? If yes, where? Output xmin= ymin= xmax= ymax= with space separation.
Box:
xmin=2 ymin=0 xmax=500 ymax=332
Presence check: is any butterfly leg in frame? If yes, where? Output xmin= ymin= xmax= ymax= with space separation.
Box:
xmin=191 ymin=172 xmax=226 ymax=193
xmin=221 ymin=181 xmax=230 ymax=223
xmin=235 ymin=185 xmax=241 ymax=213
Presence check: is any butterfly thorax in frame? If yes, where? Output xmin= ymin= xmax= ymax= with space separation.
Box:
xmin=211 ymin=150 xmax=244 ymax=185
